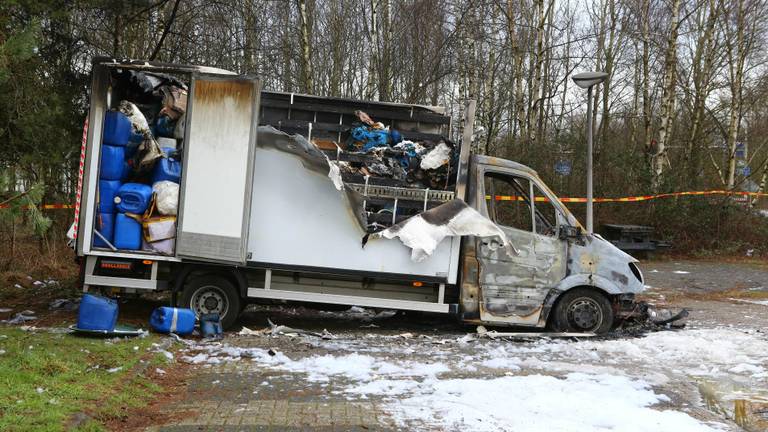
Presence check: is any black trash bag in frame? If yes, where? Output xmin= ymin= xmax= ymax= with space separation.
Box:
xmin=111 ymin=70 xmax=187 ymax=104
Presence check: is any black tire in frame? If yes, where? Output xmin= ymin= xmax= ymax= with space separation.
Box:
xmin=180 ymin=275 xmax=242 ymax=330
xmin=550 ymin=288 xmax=614 ymax=334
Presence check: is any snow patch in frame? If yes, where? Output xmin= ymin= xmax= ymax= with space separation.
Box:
xmin=387 ymin=373 xmax=719 ymax=432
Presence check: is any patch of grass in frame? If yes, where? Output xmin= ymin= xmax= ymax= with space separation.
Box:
xmin=0 ymin=328 xmax=169 ymax=431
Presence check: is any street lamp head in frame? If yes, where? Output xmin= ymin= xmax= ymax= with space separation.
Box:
xmin=572 ymin=71 xmax=609 ymax=89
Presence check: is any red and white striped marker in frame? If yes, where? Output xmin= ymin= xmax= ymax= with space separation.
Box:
xmin=72 ymin=116 xmax=89 ymax=239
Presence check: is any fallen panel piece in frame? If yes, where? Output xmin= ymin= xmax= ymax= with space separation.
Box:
xmin=476 ymin=325 xmax=595 ymax=339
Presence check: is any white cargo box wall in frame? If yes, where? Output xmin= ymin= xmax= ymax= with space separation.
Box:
xmin=246 ymin=94 xmax=461 ymax=284
xmin=247 ymin=147 xmax=460 ymax=282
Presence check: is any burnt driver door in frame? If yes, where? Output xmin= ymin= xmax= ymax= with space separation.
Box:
xmin=476 ymin=168 xmax=567 ymax=325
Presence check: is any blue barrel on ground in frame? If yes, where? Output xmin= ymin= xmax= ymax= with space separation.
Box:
xmin=77 ymin=294 xmax=118 ymax=331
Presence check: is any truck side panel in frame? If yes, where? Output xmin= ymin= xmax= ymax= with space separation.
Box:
xmin=246 ymin=146 xmax=458 ymax=282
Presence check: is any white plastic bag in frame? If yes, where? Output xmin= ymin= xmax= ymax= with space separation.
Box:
xmin=152 ymin=181 xmax=179 ymax=216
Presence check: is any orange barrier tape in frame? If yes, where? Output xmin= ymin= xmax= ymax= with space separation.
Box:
xmin=1 ymin=190 xmax=766 ymax=210
xmin=489 ymin=190 xmax=768 ymax=203
xmin=0 ymin=204 xmax=75 ymax=209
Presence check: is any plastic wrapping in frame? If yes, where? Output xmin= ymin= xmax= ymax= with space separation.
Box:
xmin=118 ymin=100 xmax=163 ymax=168
xmin=144 ymin=217 xmax=176 ymax=242
xmin=142 ymin=216 xmax=176 ymax=255
xmin=142 ymin=237 xmax=175 ymax=255
xmin=157 ymin=137 xmax=177 ymax=150
xmin=152 ymin=181 xmax=179 ymax=215
xmin=159 ymin=86 xmax=188 ymax=120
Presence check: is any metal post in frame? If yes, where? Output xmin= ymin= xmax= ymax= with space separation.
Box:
xmin=571 ymin=71 xmax=607 ymax=234
xmin=586 ymin=85 xmax=594 ymax=234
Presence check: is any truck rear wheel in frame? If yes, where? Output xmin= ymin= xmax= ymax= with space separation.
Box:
xmin=180 ymin=275 xmax=242 ymax=330
xmin=550 ymin=288 xmax=613 ymax=334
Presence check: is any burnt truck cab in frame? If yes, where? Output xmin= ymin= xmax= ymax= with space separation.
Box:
xmin=459 ymin=155 xmax=644 ymax=333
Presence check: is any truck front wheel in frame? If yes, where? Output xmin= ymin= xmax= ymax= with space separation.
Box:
xmin=180 ymin=275 xmax=242 ymax=330
xmin=550 ymin=288 xmax=613 ymax=334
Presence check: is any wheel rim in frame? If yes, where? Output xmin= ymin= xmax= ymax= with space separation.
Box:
xmin=190 ymin=285 xmax=229 ymax=317
xmin=566 ymin=297 xmax=603 ymax=331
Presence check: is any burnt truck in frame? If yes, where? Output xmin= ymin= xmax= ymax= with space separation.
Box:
xmin=73 ymin=59 xmax=647 ymax=334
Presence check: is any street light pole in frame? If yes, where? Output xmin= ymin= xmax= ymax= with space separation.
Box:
xmin=586 ymin=85 xmax=594 ymax=234
xmin=572 ymin=71 xmax=608 ymax=234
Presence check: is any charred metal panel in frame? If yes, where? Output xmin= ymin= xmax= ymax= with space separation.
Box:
xmin=561 ymin=234 xmax=645 ymax=295
xmin=459 ymin=246 xmax=481 ymax=318
xmin=477 ymin=228 xmax=552 ymax=325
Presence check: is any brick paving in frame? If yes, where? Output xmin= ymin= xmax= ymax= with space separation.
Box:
xmin=147 ymin=363 xmax=399 ymax=431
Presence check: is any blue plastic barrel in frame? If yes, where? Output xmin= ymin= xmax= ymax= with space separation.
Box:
xmin=115 ymin=183 xmax=153 ymax=214
xmin=103 ymin=111 xmax=132 ymax=146
xmin=155 ymin=115 xmax=176 ymax=138
xmin=152 ymin=148 xmax=182 ymax=184
xmin=150 ymin=307 xmax=196 ymax=335
xmin=93 ymin=212 xmax=115 ymax=248
xmin=77 ymin=294 xmax=118 ymax=331
xmin=113 ymin=213 xmax=141 ymax=250
xmin=100 ymin=145 xmax=126 ymax=180
xmin=98 ymin=180 xmax=122 ymax=213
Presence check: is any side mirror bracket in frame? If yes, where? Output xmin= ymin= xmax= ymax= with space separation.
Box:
xmin=558 ymin=225 xmax=581 ymax=241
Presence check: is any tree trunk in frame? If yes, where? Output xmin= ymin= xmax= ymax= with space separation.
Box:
xmin=652 ymin=0 xmax=682 ymax=189
xmin=297 ymin=0 xmax=314 ymax=94
xmin=686 ymin=0 xmax=721 ymax=186
xmin=726 ymin=0 xmax=747 ymax=190
xmin=641 ymin=0 xmax=652 ymax=154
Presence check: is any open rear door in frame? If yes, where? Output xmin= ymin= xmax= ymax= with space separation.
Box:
xmin=176 ymin=74 xmax=261 ymax=264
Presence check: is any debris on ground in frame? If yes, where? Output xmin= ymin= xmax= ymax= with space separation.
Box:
xmin=618 ymin=301 xmax=689 ymax=330
xmin=318 ymin=305 xmax=397 ymax=322
xmin=49 ymin=298 xmax=80 ymax=311
xmin=2 ymin=310 xmax=37 ymax=325
xmin=237 ymin=326 xmax=261 ymax=336
xmin=265 ymin=319 xmax=336 ymax=339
